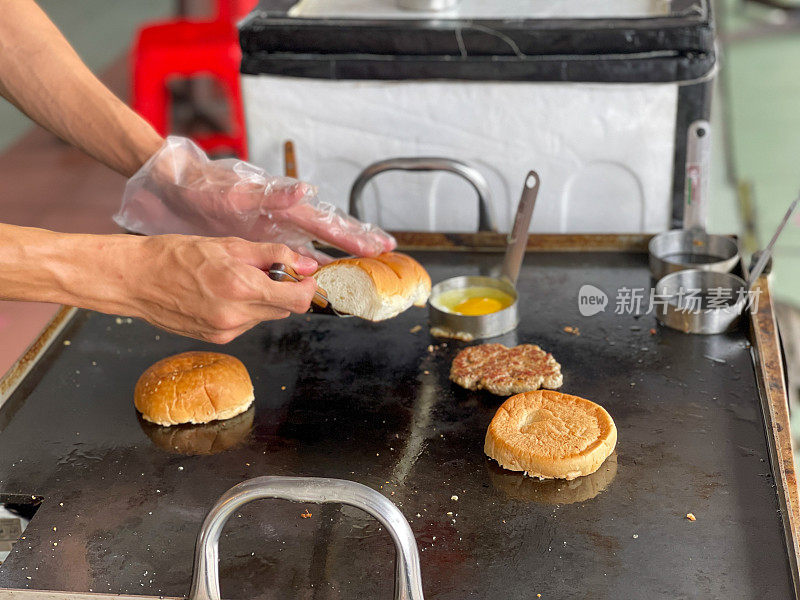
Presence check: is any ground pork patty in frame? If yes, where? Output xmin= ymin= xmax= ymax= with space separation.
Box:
xmin=450 ymin=343 xmax=563 ymax=395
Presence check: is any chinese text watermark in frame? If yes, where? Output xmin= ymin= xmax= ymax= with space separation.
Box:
xmin=578 ymin=285 xmax=760 ymax=317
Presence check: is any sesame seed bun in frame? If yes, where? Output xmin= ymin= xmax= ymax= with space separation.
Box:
xmin=134 ymin=352 xmax=254 ymax=427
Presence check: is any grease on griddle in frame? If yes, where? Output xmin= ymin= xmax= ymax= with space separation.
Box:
xmin=487 ymin=452 xmax=618 ymax=505
xmin=138 ymin=406 xmax=254 ymax=455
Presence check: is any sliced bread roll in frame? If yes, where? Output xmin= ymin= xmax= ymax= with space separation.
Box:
xmin=314 ymin=252 xmax=431 ymax=321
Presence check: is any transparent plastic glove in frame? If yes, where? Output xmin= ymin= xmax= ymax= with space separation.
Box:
xmin=114 ymin=136 xmax=396 ymax=263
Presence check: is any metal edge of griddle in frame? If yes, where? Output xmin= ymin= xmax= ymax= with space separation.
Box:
xmin=748 ymin=274 xmax=800 ymax=597
xmin=0 ymin=306 xmax=78 ymax=410
xmin=0 ymin=306 xmax=164 ymax=600
xmin=0 ymin=591 xmax=180 ymax=600
xmin=390 ymin=231 xmax=652 ymax=252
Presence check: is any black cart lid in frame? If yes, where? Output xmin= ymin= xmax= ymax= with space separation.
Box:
xmin=240 ymin=0 xmax=715 ymax=83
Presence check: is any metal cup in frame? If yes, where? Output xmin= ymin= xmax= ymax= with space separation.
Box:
xmin=648 ymin=121 xmax=740 ymax=280
xmin=653 ymin=194 xmax=800 ymax=334
xmin=427 ymin=171 xmax=539 ymax=341
xmin=648 ymin=229 xmax=740 ymax=281
xmin=654 ymin=269 xmax=747 ymax=334
xmin=428 ymin=276 xmax=519 ymax=340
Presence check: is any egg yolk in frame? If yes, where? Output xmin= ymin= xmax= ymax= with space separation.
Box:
xmin=433 ymin=286 xmax=515 ymax=316
xmin=453 ymin=297 xmax=505 ymax=316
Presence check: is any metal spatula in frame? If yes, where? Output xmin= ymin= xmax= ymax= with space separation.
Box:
xmin=267 ymin=263 xmax=352 ymax=317
xmin=745 ymin=194 xmax=799 ymax=290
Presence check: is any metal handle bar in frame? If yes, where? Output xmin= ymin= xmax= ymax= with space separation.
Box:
xmin=189 ymin=476 xmax=424 ymax=600
xmin=349 ymin=157 xmax=497 ymax=232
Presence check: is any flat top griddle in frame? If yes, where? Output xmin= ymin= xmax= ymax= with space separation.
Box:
xmin=0 ymin=248 xmax=794 ymax=599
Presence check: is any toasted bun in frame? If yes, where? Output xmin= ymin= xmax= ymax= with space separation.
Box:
xmin=374 ymin=252 xmax=431 ymax=307
xmin=485 ymin=390 xmax=616 ymax=480
xmin=134 ymin=352 xmax=254 ymax=426
xmin=314 ymin=252 xmax=431 ymax=321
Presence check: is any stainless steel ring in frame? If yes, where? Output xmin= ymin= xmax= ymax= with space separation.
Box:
xmin=654 ymin=269 xmax=747 ymax=334
xmin=648 ymin=229 xmax=739 ymax=280
xmin=428 ymin=275 xmax=519 ymax=340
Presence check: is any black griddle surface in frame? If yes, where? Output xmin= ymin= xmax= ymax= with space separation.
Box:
xmin=0 ymin=251 xmax=792 ymax=599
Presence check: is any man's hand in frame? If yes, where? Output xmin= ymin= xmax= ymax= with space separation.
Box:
xmin=0 ymin=225 xmax=318 ymax=344
xmin=123 ymin=236 xmax=318 ymax=343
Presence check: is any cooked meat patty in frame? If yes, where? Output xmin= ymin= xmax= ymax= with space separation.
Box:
xmin=450 ymin=343 xmax=563 ymax=396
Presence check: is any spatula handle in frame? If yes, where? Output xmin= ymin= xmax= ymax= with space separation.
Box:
xmin=746 ymin=195 xmax=799 ymax=289
xmin=500 ymin=171 xmax=540 ymax=286
xmin=683 ymin=120 xmax=712 ymax=231
xmin=268 ymin=263 xmax=331 ymax=310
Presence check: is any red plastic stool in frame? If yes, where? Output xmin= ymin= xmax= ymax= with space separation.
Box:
xmin=214 ymin=0 xmax=258 ymax=21
xmin=132 ymin=19 xmax=248 ymax=158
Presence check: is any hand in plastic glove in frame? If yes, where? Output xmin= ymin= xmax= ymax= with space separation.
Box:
xmin=114 ymin=137 xmax=396 ymax=263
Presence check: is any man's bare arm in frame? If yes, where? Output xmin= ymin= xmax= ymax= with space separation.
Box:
xmin=0 ymin=0 xmax=163 ymax=176
xmin=0 ymin=224 xmax=319 ymax=344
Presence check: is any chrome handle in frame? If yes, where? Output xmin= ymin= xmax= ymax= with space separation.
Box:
xmin=349 ymin=157 xmax=497 ymax=232
xmin=397 ymin=0 xmax=459 ymax=11
xmin=683 ymin=120 xmax=711 ymax=231
xmin=189 ymin=476 xmax=425 ymax=600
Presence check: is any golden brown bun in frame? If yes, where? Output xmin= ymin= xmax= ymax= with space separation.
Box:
xmin=485 ymin=390 xmax=616 ymax=480
xmin=374 ymin=252 xmax=432 ymax=306
xmin=134 ymin=352 xmax=254 ymax=426
xmin=314 ymin=252 xmax=431 ymax=321
xmin=139 ymin=406 xmax=254 ymax=455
